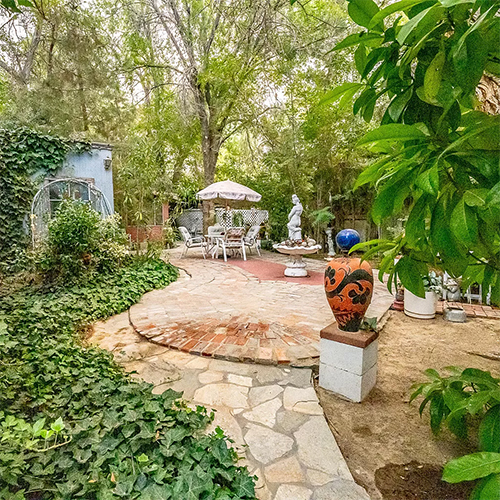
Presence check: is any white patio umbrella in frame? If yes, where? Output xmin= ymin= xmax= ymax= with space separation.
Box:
xmin=196 ymin=180 xmax=262 ymax=203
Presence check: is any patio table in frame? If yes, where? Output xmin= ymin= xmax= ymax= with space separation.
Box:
xmin=205 ymin=234 xmax=225 ymax=259
xmin=205 ymin=229 xmax=247 ymax=261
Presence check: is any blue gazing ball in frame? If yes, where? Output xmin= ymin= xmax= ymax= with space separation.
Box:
xmin=336 ymin=229 xmax=361 ymax=252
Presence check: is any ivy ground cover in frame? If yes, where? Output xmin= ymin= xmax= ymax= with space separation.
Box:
xmin=0 ymin=258 xmax=256 ymax=499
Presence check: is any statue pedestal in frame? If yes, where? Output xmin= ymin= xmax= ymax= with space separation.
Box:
xmin=284 ymin=255 xmax=308 ymax=277
xmin=319 ymin=323 xmax=378 ymax=403
xmin=273 ymin=244 xmax=322 ymax=277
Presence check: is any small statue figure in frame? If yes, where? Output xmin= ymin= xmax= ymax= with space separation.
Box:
xmin=287 ymin=194 xmax=303 ymax=241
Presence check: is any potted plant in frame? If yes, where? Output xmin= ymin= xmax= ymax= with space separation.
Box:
xmin=404 ymin=271 xmax=442 ymax=319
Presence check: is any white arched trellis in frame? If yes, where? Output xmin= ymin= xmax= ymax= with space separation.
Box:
xmin=31 ymin=178 xmax=113 ymax=245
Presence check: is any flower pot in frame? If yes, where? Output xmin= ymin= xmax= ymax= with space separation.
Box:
xmin=404 ymin=290 xmax=437 ymax=319
xmin=324 ymin=257 xmax=374 ymax=332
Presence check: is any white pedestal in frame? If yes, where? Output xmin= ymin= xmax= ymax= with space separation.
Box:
xmin=284 ymin=255 xmax=308 ymax=277
xmin=319 ymin=323 xmax=378 ymax=403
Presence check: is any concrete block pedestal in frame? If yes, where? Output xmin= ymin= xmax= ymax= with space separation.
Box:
xmin=319 ymin=323 xmax=378 ymax=403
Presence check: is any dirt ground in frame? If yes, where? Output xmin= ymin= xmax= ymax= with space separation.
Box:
xmin=317 ymin=311 xmax=500 ymax=500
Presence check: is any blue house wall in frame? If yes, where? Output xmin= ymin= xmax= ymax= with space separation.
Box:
xmin=57 ymin=143 xmax=114 ymax=211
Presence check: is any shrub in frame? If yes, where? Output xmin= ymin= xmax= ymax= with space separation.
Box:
xmin=411 ymin=367 xmax=500 ymax=498
xmin=37 ymin=200 xmax=128 ymax=280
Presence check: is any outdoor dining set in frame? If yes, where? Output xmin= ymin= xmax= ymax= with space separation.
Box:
xmin=178 ymin=179 xmax=264 ymax=262
xmin=179 ymin=225 xmax=261 ymax=261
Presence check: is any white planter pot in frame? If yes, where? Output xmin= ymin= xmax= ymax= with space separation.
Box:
xmin=404 ymin=290 xmax=437 ymax=319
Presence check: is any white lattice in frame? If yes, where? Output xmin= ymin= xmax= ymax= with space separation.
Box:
xmin=215 ymin=208 xmax=268 ymax=230
xmin=176 ymin=208 xmax=268 ymax=236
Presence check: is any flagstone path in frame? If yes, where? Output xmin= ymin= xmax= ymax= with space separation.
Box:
xmin=90 ymin=312 xmax=371 ymax=500
xmin=89 ymin=250 xmax=394 ymax=499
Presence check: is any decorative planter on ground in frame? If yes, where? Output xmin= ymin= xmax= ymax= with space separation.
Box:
xmin=324 ymin=257 xmax=374 ymax=331
xmin=404 ymin=290 xmax=437 ymax=319
xmin=273 ymin=240 xmax=322 ymax=277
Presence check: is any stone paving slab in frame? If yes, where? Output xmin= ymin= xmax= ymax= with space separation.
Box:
xmin=89 ymin=315 xmax=371 ymax=500
xmin=128 ymin=249 xmax=393 ymax=365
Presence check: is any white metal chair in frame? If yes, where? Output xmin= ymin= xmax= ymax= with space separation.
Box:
xmin=179 ymin=226 xmax=206 ymax=259
xmin=220 ymin=227 xmax=246 ymax=262
xmin=243 ymin=225 xmax=261 ymax=256
xmin=206 ymin=225 xmax=225 ymax=259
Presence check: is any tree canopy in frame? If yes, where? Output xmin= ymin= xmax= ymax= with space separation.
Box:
xmin=1 ymin=0 xmax=369 ymax=234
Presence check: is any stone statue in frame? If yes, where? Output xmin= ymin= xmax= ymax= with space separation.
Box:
xmin=287 ymin=194 xmax=303 ymax=241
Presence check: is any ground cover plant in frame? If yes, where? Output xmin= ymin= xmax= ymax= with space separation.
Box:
xmin=0 ymin=261 xmax=256 ymax=499
xmin=411 ymin=367 xmax=500 ymax=498
xmin=0 ymin=202 xmax=255 ymax=499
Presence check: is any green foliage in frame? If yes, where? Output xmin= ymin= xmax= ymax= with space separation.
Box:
xmin=310 ymin=207 xmax=335 ymax=228
xmin=0 ymin=258 xmax=256 ymax=499
xmin=36 ymin=200 xmax=128 ymax=281
xmin=423 ymin=271 xmax=442 ymax=294
xmin=333 ymin=0 xmax=500 ymax=301
xmin=0 ymin=0 xmax=131 ymax=140
xmin=0 ymin=127 xmax=88 ymax=274
xmin=411 ymin=367 xmax=500 ymax=498
xmin=0 ymin=0 xmax=32 ymax=12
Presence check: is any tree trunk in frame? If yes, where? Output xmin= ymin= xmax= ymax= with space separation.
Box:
xmin=202 ymin=132 xmax=220 ymax=187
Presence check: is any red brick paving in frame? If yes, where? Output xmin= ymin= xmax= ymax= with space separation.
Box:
xmin=227 ymin=258 xmax=324 ymax=285
xmin=436 ymin=301 xmax=500 ymax=318
xmin=132 ymin=314 xmax=319 ymax=366
xmin=129 ymin=253 xmax=395 ymax=365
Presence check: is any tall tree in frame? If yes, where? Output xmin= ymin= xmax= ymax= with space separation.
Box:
xmin=0 ymin=0 xmax=130 ymax=140
xmin=137 ymin=0 xmax=292 ymax=187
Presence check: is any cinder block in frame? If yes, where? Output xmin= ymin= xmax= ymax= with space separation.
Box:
xmin=320 ymin=338 xmax=378 ymax=376
xmin=319 ymin=362 xmax=377 ymax=403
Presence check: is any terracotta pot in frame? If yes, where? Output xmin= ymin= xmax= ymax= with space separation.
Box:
xmin=324 ymin=257 xmax=374 ymax=332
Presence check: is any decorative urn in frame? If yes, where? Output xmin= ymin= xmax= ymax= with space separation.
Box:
xmin=324 ymin=257 xmax=374 ymax=332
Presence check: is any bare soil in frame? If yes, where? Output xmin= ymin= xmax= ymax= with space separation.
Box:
xmin=317 ymin=311 xmax=500 ymax=500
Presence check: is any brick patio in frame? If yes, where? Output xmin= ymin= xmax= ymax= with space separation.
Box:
xmin=129 ymin=249 xmax=394 ymax=366
xmin=436 ymin=301 xmax=500 ymax=318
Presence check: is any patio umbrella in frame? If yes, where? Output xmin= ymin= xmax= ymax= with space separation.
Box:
xmin=196 ymin=180 xmax=262 ymax=203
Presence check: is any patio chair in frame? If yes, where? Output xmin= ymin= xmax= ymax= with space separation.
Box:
xmin=243 ymin=225 xmax=261 ymax=256
xmin=179 ymin=226 xmax=206 ymax=259
xmin=220 ymin=227 xmax=246 ymax=262
xmin=206 ymin=225 xmax=225 ymax=259
xmin=207 ymin=224 xmax=225 ymax=237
